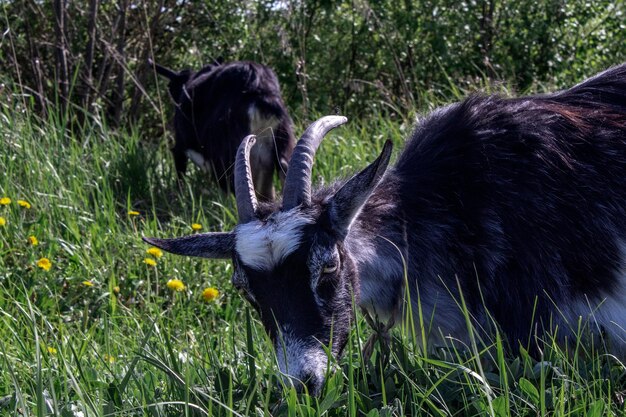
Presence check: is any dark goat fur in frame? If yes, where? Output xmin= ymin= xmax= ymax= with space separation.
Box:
xmin=152 ymin=60 xmax=295 ymax=200
xmin=145 ymin=64 xmax=626 ymax=393
xmin=351 ymin=64 xmax=626 ymax=348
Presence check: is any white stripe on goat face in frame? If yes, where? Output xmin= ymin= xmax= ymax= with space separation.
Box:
xmin=234 ymin=210 xmax=314 ymax=271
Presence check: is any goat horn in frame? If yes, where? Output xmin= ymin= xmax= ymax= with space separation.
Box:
xmin=234 ymin=135 xmax=258 ymax=223
xmin=282 ymin=116 xmax=348 ymax=210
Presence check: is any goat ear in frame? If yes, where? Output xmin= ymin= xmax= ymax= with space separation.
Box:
xmin=142 ymin=233 xmax=234 ymax=259
xmin=327 ymin=140 xmax=393 ymax=236
xmin=149 ymin=59 xmax=191 ymax=103
xmin=149 ymin=59 xmax=180 ymax=80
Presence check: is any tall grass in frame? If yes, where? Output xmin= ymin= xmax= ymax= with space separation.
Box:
xmin=1 ymin=99 xmax=624 ymax=416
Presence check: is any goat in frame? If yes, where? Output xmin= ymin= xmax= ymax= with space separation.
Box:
xmin=151 ymin=59 xmax=295 ymax=200
xmin=144 ymin=63 xmax=626 ymax=394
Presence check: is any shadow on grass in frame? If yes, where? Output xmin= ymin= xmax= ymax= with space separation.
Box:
xmin=105 ymin=135 xmax=236 ymax=227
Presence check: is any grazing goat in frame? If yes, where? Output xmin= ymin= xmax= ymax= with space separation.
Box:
xmin=145 ymin=64 xmax=626 ymax=394
xmin=151 ymin=59 xmax=295 ymax=200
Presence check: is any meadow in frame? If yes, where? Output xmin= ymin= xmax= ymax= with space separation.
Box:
xmin=1 ymin=94 xmax=625 ymax=416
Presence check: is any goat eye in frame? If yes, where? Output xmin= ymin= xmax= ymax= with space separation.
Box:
xmin=322 ymin=260 xmax=338 ymax=274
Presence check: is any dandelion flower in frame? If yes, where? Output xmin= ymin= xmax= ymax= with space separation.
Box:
xmin=28 ymin=235 xmax=39 ymax=245
xmin=202 ymin=287 xmax=219 ymax=302
xmin=0 ymin=217 xmax=5 ymax=227
xmin=166 ymin=278 xmax=186 ymax=292
xmin=0 ymin=197 xmax=10 ymax=205
xmin=128 ymin=210 xmax=140 ymax=216
xmin=37 ymin=258 xmax=52 ymax=271
xmin=47 ymin=346 xmax=57 ymax=355
xmin=104 ymin=353 xmax=115 ymax=363
xmin=146 ymin=247 xmax=163 ymax=258
xmin=82 ymin=280 xmax=94 ymax=287
xmin=191 ymin=223 xmax=202 ymax=231
xmin=143 ymin=258 xmax=157 ymax=267
xmin=113 ymin=286 xmax=120 ymax=294
xmin=17 ymin=200 xmax=31 ymax=209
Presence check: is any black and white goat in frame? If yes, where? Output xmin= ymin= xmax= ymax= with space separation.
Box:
xmin=145 ymin=64 xmax=626 ymax=394
xmin=151 ymin=59 xmax=295 ymax=200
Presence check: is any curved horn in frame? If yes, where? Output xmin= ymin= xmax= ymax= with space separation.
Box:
xmin=234 ymin=135 xmax=258 ymax=223
xmin=282 ymin=116 xmax=348 ymax=210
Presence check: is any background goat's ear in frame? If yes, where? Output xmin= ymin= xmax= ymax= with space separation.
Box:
xmin=142 ymin=233 xmax=234 ymax=259
xmin=149 ymin=59 xmax=180 ymax=80
xmin=327 ymin=140 xmax=393 ymax=237
xmin=149 ymin=59 xmax=192 ymax=103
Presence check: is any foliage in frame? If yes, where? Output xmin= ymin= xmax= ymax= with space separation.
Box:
xmin=0 ymin=0 xmax=624 ymax=126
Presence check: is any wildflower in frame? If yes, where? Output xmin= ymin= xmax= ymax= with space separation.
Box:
xmin=82 ymin=280 xmax=94 ymax=287
xmin=47 ymin=346 xmax=57 ymax=355
xmin=113 ymin=286 xmax=120 ymax=294
xmin=70 ymin=405 xmax=85 ymax=417
xmin=17 ymin=200 xmax=31 ymax=209
xmin=166 ymin=278 xmax=186 ymax=292
xmin=28 ymin=235 xmax=39 ymax=245
xmin=128 ymin=210 xmax=140 ymax=216
xmin=0 ymin=217 xmax=5 ymax=227
xmin=104 ymin=354 xmax=115 ymax=363
xmin=143 ymin=258 xmax=157 ymax=267
xmin=146 ymin=247 xmax=163 ymax=258
xmin=191 ymin=223 xmax=202 ymax=231
xmin=0 ymin=197 xmax=10 ymax=205
xmin=37 ymin=258 xmax=52 ymax=271
xmin=178 ymin=350 xmax=190 ymax=364
xmin=202 ymin=287 xmax=219 ymax=302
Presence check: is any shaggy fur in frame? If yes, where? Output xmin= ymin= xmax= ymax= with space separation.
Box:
xmin=348 ymin=63 xmax=626 ymax=351
xmin=153 ymin=60 xmax=295 ymax=199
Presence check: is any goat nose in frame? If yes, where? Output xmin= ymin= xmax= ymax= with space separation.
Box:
xmin=297 ymin=372 xmax=322 ymax=396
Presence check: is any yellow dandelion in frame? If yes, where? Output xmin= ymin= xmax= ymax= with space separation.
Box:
xmin=17 ymin=200 xmax=31 ymax=209
xmin=37 ymin=258 xmax=52 ymax=271
xmin=47 ymin=346 xmax=57 ymax=355
xmin=0 ymin=197 xmax=10 ymax=205
xmin=143 ymin=258 xmax=157 ymax=267
xmin=191 ymin=223 xmax=202 ymax=231
xmin=128 ymin=210 xmax=140 ymax=216
xmin=146 ymin=247 xmax=163 ymax=258
xmin=28 ymin=235 xmax=39 ymax=245
xmin=202 ymin=287 xmax=219 ymax=302
xmin=113 ymin=286 xmax=120 ymax=294
xmin=104 ymin=353 xmax=115 ymax=363
xmin=82 ymin=280 xmax=94 ymax=287
xmin=0 ymin=217 xmax=5 ymax=227
xmin=166 ymin=278 xmax=186 ymax=292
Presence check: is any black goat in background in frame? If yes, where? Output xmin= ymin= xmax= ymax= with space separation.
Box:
xmin=151 ymin=59 xmax=295 ymax=200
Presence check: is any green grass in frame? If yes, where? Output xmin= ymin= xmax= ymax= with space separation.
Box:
xmin=1 ymin=100 xmax=625 ymax=417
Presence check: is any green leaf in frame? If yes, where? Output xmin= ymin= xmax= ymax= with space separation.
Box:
xmin=318 ymin=386 xmax=339 ymax=414
xmin=366 ymin=409 xmax=380 ymax=417
xmin=492 ymin=396 xmax=509 ymax=417
xmin=587 ymin=400 xmax=605 ymax=417
xmin=518 ymin=377 xmax=540 ymax=406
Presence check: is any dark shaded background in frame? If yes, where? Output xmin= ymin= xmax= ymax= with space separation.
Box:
xmin=1 ymin=0 xmax=624 ymax=130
